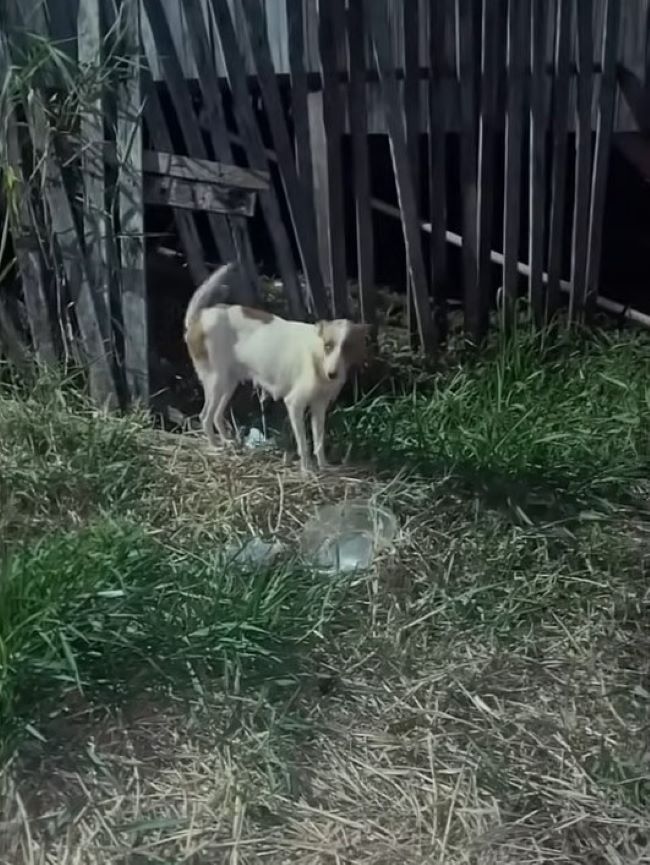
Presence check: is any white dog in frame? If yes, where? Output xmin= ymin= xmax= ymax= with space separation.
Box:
xmin=184 ymin=263 xmax=369 ymax=472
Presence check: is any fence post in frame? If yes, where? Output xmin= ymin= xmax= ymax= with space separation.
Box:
xmin=116 ymin=0 xmax=149 ymax=403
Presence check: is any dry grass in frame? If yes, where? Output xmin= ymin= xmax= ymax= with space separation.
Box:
xmin=1 ymin=346 xmax=650 ymax=864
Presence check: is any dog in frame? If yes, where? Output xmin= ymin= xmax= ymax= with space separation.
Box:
xmin=184 ymin=263 xmax=370 ymax=473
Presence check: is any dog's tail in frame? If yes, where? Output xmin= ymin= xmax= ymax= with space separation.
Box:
xmin=184 ymin=262 xmax=241 ymax=363
xmin=184 ymin=262 xmax=240 ymax=333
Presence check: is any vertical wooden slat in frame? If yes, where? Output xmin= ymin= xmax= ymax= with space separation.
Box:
xmin=404 ymin=0 xmax=420 ymax=346
xmin=141 ymin=68 xmax=208 ymax=286
xmin=78 ymin=0 xmax=111 ymax=339
xmin=0 ymin=298 xmax=31 ymax=373
xmin=209 ymin=0 xmax=306 ymax=319
xmin=0 ymin=30 xmax=56 ymax=366
xmin=455 ymin=0 xmax=479 ymax=341
xmin=141 ymin=0 xmax=237 ymax=265
xmin=546 ymin=0 xmax=572 ymax=317
xmin=476 ymin=0 xmax=503 ymax=342
xmin=26 ymin=97 xmax=117 ymax=406
xmin=502 ymin=0 xmax=529 ymax=327
xmin=570 ymin=0 xmax=594 ymax=321
xmin=428 ymin=0 xmax=449 ymax=341
xmin=316 ymin=0 xmax=349 ymax=316
xmin=585 ymin=0 xmax=621 ymax=313
xmin=529 ymin=0 xmax=550 ymax=326
xmin=287 ymin=0 xmax=314 ymax=203
xmin=5 ymin=125 xmax=56 ymax=366
xmin=116 ymin=0 xmax=148 ymax=403
xmin=183 ymin=0 xmax=259 ymax=301
xmin=240 ymin=0 xmax=327 ymax=316
xmin=347 ymin=0 xmax=375 ymax=327
xmin=366 ymin=0 xmax=436 ymax=352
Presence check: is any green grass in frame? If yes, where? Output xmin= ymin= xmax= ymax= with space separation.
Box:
xmin=337 ymin=329 xmax=650 ymax=502
xmin=2 ymin=333 xmax=650 ymax=864
xmin=0 ymin=372 xmax=158 ymax=544
xmin=0 ymin=519 xmax=344 ymax=751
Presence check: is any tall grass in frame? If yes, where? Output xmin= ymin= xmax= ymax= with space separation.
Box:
xmin=337 ymin=330 xmax=650 ymax=500
xmin=0 ymin=372 xmax=154 ymax=543
xmin=0 ymin=520 xmax=346 ymax=752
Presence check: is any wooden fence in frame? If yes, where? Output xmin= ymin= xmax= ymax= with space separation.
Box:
xmin=0 ymin=0 xmax=635 ymax=405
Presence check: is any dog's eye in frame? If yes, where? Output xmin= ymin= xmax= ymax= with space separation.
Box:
xmin=324 ymin=341 xmax=334 ymax=352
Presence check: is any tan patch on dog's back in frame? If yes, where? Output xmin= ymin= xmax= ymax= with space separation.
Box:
xmin=185 ymin=319 xmax=207 ymax=362
xmin=241 ymin=306 xmax=273 ymax=323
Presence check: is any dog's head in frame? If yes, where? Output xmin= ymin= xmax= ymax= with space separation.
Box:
xmin=317 ymin=320 xmax=371 ymax=381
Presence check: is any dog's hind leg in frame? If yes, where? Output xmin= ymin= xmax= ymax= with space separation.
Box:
xmin=285 ymin=397 xmax=311 ymax=474
xmin=203 ymin=373 xmax=235 ymax=447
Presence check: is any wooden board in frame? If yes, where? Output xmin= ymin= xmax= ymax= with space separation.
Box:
xmin=347 ymin=0 xmax=375 ymax=327
xmin=547 ymin=0 xmax=572 ymax=317
xmin=316 ymin=0 xmax=349 ymax=316
xmin=502 ymin=0 xmax=529 ymax=328
xmin=240 ymin=0 xmax=327 ymax=316
xmin=366 ymin=0 xmax=436 ymax=351
xmin=26 ymin=98 xmax=117 ymax=406
xmin=183 ymin=0 xmax=260 ymax=303
xmin=209 ymin=0 xmax=306 ymax=318
xmin=529 ymin=0 xmax=549 ymax=326
xmin=141 ymin=0 xmax=237 ymax=264
xmin=570 ymin=0 xmax=594 ymax=321
xmin=455 ymin=0 xmax=479 ymax=342
xmin=476 ymin=0 xmax=504 ymax=342
xmin=78 ymin=0 xmax=111 ymax=339
xmin=428 ymin=0 xmax=449 ymax=342
xmin=404 ymin=0 xmax=420 ymax=346
xmin=143 ymin=175 xmax=256 ymax=216
xmin=141 ymin=66 xmax=208 ymax=286
xmin=287 ymin=0 xmax=314 ymax=205
xmin=0 ymin=31 xmax=57 ymax=367
xmin=586 ymin=0 xmax=621 ymax=312
xmin=117 ymin=0 xmax=149 ymax=403
xmin=144 ymin=151 xmax=269 ymax=190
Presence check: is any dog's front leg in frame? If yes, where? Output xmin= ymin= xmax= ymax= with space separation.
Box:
xmin=310 ymin=400 xmax=330 ymax=469
xmin=285 ymin=398 xmax=311 ymax=473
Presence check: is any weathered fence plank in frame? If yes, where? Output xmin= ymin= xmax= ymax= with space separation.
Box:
xmin=78 ymin=0 xmax=111 ymax=338
xmin=286 ymin=0 xmax=314 ymax=206
xmin=502 ymin=0 xmax=529 ymax=327
xmin=547 ymin=0 xmax=572 ymax=317
xmin=586 ymin=0 xmax=621 ymax=313
xmin=116 ymin=0 xmax=148 ymax=403
xmin=240 ymin=0 xmax=327 ymax=316
xmin=476 ymin=0 xmax=504 ymax=341
xmin=26 ymin=96 xmax=118 ymax=406
xmin=529 ymin=0 xmax=550 ymax=326
xmin=141 ymin=66 xmax=208 ymax=285
xmin=455 ymin=0 xmax=479 ymax=342
xmin=570 ymin=0 xmax=594 ymax=321
xmin=183 ymin=0 xmax=260 ymax=303
xmin=143 ymin=176 xmax=256 ymax=215
xmin=404 ymin=0 xmax=420 ymax=346
xmin=209 ymin=0 xmax=306 ymax=318
xmin=316 ymin=0 xmax=349 ymax=316
xmin=428 ymin=0 xmax=449 ymax=341
xmin=0 ymin=297 xmax=31 ymax=373
xmin=347 ymin=0 xmax=375 ymax=327
xmin=366 ymin=0 xmax=436 ymax=352
xmin=141 ymin=0 xmax=237 ymax=265
xmin=142 ymin=151 xmax=269 ymax=189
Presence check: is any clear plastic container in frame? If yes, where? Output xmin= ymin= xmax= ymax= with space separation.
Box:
xmin=299 ymin=500 xmax=397 ymax=573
